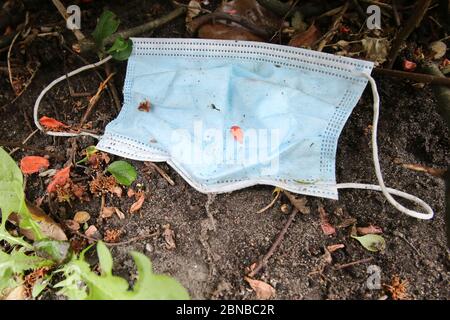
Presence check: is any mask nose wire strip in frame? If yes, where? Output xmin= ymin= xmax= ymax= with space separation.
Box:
xmin=335 ymin=73 xmax=434 ymax=220
xmin=33 ymin=56 xmax=434 ymax=219
xmin=33 ymin=55 xmax=113 ymax=140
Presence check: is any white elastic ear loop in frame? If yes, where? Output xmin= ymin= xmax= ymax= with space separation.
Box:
xmin=33 ymin=55 xmax=113 ymax=140
xmin=336 ymin=73 xmax=434 ymax=220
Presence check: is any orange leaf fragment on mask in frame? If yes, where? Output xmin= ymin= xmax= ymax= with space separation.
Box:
xmin=230 ymin=125 xmax=243 ymax=143
xmin=20 ymin=156 xmax=49 ymax=174
xmin=39 ymin=116 xmax=69 ymax=130
xmin=47 ymin=166 xmax=71 ymax=193
xmin=138 ymin=100 xmax=151 ymax=112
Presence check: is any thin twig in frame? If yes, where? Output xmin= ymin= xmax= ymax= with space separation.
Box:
xmin=79 ymin=73 xmax=115 ymax=126
xmin=77 ymin=7 xmax=187 ymax=53
xmin=7 ymin=31 xmax=21 ymax=94
xmin=256 ymin=191 xmax=280 ymax=214
xmin=104 ymin=62 xmax=121 ymax=113
xmin=9 ymin=129 xmax=39 ymax=156
xmin=51 ymin=0 xmax=85 ymax=41
xmin=392 ymin=0 xmax=401 ymax=26
xmin=247 ymin=208 xmax=299 ymax=277
xmin=145 ymin=162 xmax=175 ymax=186
xmin=373 ymin=67 xmax=450 ymax=87
xmin=315 ymin=1 xmax=349 ymax=52
xmin=386 ymin=0 xmax=432 ymax=68
xmin=334 ymin=257 xmax=373 ymax=270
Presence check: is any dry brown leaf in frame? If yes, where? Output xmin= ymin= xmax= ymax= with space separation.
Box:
xmin=162 ymin=224 xmax=176 ymax=250
xmin=104 ymin=229 xmax=122 ymax=243
xmin=10 ymin=202 xmax=68 ymax=241
xmin=114 ymin=207 xmax=126 ymax=220
xmin=112 ymin=186 xmax=123 ymax=198
xmin=283 ymin=191 xmax=310 ymax=214
xmin=64 ymin=219 xmax=80 ymax=231
xmin=318 ymin=206 xmax=336 ymax=236
xmin=127 ymin=188 xmax=135 ymax=198
xmin=289 ymin=24 xmax=321 ymax=48
xmin=130 ymin=192 xmax=145 ymax=214
xmin=85 ymin=225 xmax=100 ymax=239
xmin=101 ymin=206 xmax=115 ymax=219
xmin=361 ymin=37 xmax=390 ymax=66
xmin=73 ymin=211 xmax=90 ymax=224
xmin=4 ymin=285 xmax=26 ymax=300
xmin=357 ymin=225 xmax=383 ymax=235
xmin=327 ymin=243 xmax=345 ymax=253
xmin=186 ymin=0 xmax=202 ymax=33
xmin=244 ymin=277 xmax=275 ymax=300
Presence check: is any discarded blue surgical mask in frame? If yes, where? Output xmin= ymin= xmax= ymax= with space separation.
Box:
xmin=34 ymin=38 xmax=434 ymax=220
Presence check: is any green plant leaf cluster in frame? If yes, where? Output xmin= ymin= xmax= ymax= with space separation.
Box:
xmin=0 ymin=148 xmax=43 ymax=248
xmin=55 ymin=242 xmax=189 ymax=300
xmin=0 ymin=248 xmax=53 ymax=293
xmin=92 ymin=10 xmax=132 ymax=61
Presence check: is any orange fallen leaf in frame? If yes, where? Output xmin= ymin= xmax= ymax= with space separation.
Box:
xmin=244 ymin=277 xmax=275 ymax=300
xmin=357 ymin=225 xmax=383 ymax=235
xmin=20 ymin=156 xmax=49 ymax=174
xmin=319 ymin=206 xmax=336 ymax=236
xmin=39 ymin=116 xmax=69 ymax=130
xmin=47 ymin=166 xmax=71 ymax=193
xmin=230 ymin=125 xmax=243 ymax=143
xmin=130 ymin=192 xmax=145 ymax=214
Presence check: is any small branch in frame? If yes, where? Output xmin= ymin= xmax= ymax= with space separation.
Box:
xmin=104 ymin=62 xmax=121 ymax=113
xmin=247 ymin=208 xmax=299 ymax=277
xmin=189 ymin=12 xmax=272 ymax=39
xmin=79 ymin=72 xmax=115 ymax=126
xmin=51 ymin=0 xmax=85 ymax=41
xmin=145 ymin=162 xmax=175 ymax=186
xmin=386 ymin=0 xmax=432 ymax=68
xmin=77 ymin=7 xmax=186 ymax=53
xmin=392 ymin=0 xmax=401 ymax=27
xmin=334 ymin=257 xmax=373 ymax=270
xmin=315 ymin=1 xmax=349 ymax=52
xmin=373 ymin=67 xmax=450 ymax=87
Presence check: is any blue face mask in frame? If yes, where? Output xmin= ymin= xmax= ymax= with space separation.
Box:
xmin=33 ymin=38 xmax=433 ymax=220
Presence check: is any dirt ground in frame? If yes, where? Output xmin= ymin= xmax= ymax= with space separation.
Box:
xmin=0 ymin=0 xmax=449 ymax=300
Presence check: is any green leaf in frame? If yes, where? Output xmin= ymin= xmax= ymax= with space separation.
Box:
xmin=107 ymin=37 xmax=132 ymax=61
xmin=31 ymin=275 xmax=51 ymax=298
xmin=0 ymin=248 xmax=53 ymax=292
xmin=55 ymin=242 xmax=189 ymax=300
xmin=351 ymin=234 xmax=386 ymax=252
xmin=34 ymin=239 xmax=70 ymax=263
xmin=76 ymin=146 xmax=98 ymax=164
xmin=53 ymin=258 xmax=89 ymax=300
xmin=130 ymin=251 xmax=190 ymax=300
xmin=96 ymin=241 xmax=113 ymax=275
xmin=106 ymin=160 xmax=137 ymax=186
xmin=0 ymin=147 xmax=23 ymax=184
xmin=0 ymin=148 xmax=43 ymax=245
xmin=92 ymin=10 xmax=120 ymax=49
